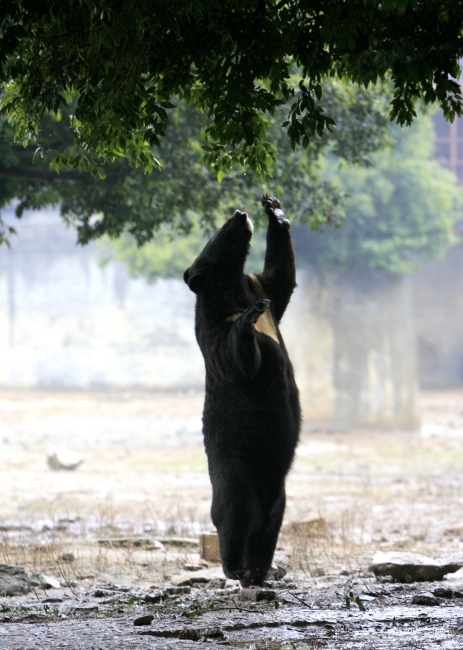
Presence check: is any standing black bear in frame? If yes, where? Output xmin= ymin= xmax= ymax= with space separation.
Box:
xmin=184 ymin=195 xmax=300 ymax=586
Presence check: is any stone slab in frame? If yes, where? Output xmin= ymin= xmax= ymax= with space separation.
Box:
xmin=0 ymin=564 xmax=30 ymax=596
xmin=370 ymin=552 xmax=463 ymax=582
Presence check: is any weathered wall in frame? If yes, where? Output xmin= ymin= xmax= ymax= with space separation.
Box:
xmin=283 ymin=269 xmax=421 ymax=430
xmin=0 ymin=208 xmax=204 ymax=388
xmin=410 ymin=244 xmax=463 ymax=388
xmin=1 ymin=208 xmax=422 ymax=429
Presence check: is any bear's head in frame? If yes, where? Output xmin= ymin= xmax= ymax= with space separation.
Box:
xmin=184 ymin=210 xmax=253 ymax=294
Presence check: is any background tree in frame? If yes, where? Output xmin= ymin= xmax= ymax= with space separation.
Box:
xmin=107 ymin=111 xmax=462 ymax=281
xmin=0 ymin=80 xmax=391 ymax=244
xmin=293 ymin=116 xmax=462 ymax=274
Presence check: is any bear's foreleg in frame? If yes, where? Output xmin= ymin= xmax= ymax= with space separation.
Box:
xmin=258 ymin=195 xmax=296 ymax=323
xmin=228 ymin=299 xmax=271 ymax=378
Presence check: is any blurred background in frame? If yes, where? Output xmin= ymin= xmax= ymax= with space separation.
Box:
xmin=1 ymin=95 xmax=463 ymax=585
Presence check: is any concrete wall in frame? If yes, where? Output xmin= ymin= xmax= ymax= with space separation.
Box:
xmin=283 ymin=269 xmax=420 ymax=430
xmin=410 ymin=244 xmax=463 ymax=388
xmin=0 ymin=208 xmax=204 ymax=389
xmin=1 ymin=208 xmax=423 ymax=429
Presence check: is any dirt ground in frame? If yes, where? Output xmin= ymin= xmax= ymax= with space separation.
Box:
xmin=1 ymin=387 xmax=463 ymax=648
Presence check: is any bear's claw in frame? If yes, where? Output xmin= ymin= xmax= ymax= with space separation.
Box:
xmin=240 ymin=299 xmax=271 ymax=328
xmin=261 ymin=194 xmax=281 ymax=211
xmin=261 ymin=194 xmax=290 ymax=229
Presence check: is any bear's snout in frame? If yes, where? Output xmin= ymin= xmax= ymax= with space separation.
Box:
xmin=231 ymin=210 xmax=253 ymax=234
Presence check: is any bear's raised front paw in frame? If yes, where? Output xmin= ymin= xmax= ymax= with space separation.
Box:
xmin=241 ymin=299 xmax=271 ymax=328
xmin=254 ymin=298 xmax=271 ymax=314
xmin=261 ymin=194 xmax=290 ymax=229
xmin=261 ymin=194 xmax=281 ymax=211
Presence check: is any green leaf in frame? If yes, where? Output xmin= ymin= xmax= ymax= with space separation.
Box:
xmin=355 ymin=596 xmax=366 ymax=612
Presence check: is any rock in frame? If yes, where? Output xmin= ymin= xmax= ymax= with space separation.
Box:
xmin=165 ymin=586 xmax=191 ymax=595
xmin=134 ymin=614 xmax=154 ymax=626
xmin=256 ymin=589 xmax=276 ymax=602
xmin=206 ymin=578 xmax=225 ymax=589
xmin=240 ymin=587 xmax=276 ymax=602
xmin=59 ymin=553 xmax=75 ymax=562
xmin=282 ymin=518 xmax=331 ymax=539
xmin=77 ymin=604 xmax=99 ymax=613
xmin=47 ymin=448 xmax=82 ymax=471
xmin=359 ymin=594 xmax=376 ymax=602
xmin=370 ymin=552 xmax=463 ymax=583
xmin=199 ymin=531 xmax=220 ymax=562
xmin=191 ymin=568 xmax=225 ymax=583
xmin=96 ymin=537 xmax=163 ymax=550
xmin=156 ymin=537 xmax=198 ymax=548
xmin=29 ymin=573 xmax=61 ymax=589
xmin=270 ymin=550 xmax=291 ymax=580
xmin=170 ymin=574 xmax=193 ymax=587
xmin=224 ymin=579 xmax=240 ymax=589
xmin=412 ymin=593 xmax=440 ymax=606
xmin=433 ymin=587 xmax=454 ymax=599
xmin=171 ymin=567 xmax=225 ymax=586
xmin=96 ymin=583 xmax=128 ymax=592
xmin=202 ymin=627 xmax=224 ymax=638
xmin=268 ymin=563 xmax=287 ymax=580
xmin=0 ymin=564 xmax=30 ymax=596
xmin=179 ymin=628 xmax=201 ymax=641
xmin=144 ymin=591 xmax=163 ymax=604
xmin=42 ymin=597 xmax=63 ymax=603
xmin=266 ymin=549 xmax=291 ymax=580
xmin=433 ymin=587 xmax=463 ymax=599
xmin=183 ymin=563 xmax=208 ymax=571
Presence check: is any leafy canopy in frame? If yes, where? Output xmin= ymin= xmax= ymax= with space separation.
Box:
xmin=1 ymin=0 xmax=463 ymax=177
xmin=0 ymin=80 xmax=391 ymax=244
xmin=107 ymin=113 xmax=462 ymax=278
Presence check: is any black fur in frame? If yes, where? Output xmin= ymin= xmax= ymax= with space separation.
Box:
xmin=184 ymin=195 xmax=300 ymax=586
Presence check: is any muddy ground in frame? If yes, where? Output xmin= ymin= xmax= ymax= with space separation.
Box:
xmin=1 ymin=387 xmax=463 ymax=648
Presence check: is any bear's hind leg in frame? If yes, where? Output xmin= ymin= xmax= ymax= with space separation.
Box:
xmin=210 ymin=470 xmax=263 ymax=582
xmin=241 ymin=487 xmax=286 ymax=586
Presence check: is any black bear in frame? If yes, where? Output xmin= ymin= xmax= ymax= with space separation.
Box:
xmin=184 ymin=195 xmax=300 ymax=586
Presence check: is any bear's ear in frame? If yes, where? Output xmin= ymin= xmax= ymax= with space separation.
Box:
xmin=183 ymin=267 xmax=205 ymax=294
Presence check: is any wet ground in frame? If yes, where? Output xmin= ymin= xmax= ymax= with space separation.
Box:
xmin=1 ymin=387 xmax=463 ymax=648
xmin=2 ymin=573 xmax=463 ymax=648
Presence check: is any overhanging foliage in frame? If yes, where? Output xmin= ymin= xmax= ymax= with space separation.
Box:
xmin=1 ymin=0 xmax=463 ymax=177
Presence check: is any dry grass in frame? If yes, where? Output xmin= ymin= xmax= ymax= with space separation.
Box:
xmin=0 ymin=499 xmax=211 ymax=587
xmin=1 ymin=387 xmax=463 ymax=585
